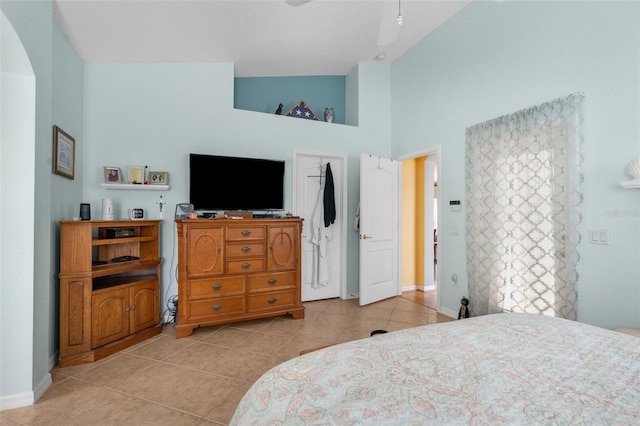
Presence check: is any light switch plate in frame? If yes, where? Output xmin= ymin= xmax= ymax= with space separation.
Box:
xmin=590 ymin=229 xmax=609 ymax=245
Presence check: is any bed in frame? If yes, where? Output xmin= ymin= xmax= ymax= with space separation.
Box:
xmin=231 ymin=313 xmax=640 ymax=425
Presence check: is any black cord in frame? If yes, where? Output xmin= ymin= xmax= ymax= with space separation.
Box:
xmin=162 ymin=294 xmax=179 ymax=326
xmin=162 ymin=221 xmax=179 ymax=326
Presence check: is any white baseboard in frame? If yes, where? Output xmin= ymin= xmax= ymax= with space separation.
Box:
xmin=0 ymin=371 xmax=52 ymax=412
xmin=401 ymin=285 xmax=437 ymax=292
xmin=0 ymin=390 xmax=34 ymax=411
xmin=33 ymin=373 xmax=52 ymax=404
xmin=49 ymin=352 xmax=58 ymax=372
xmin=0 ymin=355 xmax=55 ymax=411
xmin=439 ymin=307 xmax=458 ymax=319
xmin=402 ymin=285 xmax=418 ymax=291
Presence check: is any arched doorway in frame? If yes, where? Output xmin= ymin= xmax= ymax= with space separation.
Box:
xmin=1 ymin=10 xmax=39 ymax=408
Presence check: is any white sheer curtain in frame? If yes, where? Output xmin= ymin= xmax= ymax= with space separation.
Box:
xmin=465 ymin=94 xmax=583 ymax=320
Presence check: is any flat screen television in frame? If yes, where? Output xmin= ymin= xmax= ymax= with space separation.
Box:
xmin=189 ymin=153 xmax=285 ymax=212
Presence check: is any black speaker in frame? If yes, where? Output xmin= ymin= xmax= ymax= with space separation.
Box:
xmin=79 ymin=203 xmax=91 ymax=221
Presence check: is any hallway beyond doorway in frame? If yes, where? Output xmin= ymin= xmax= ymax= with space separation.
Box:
xmin=401 ymin=289 xmax=436 ymax=310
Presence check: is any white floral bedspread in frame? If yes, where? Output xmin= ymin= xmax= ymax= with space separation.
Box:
xmin=231 ymin=313 xmax=640 ymax=425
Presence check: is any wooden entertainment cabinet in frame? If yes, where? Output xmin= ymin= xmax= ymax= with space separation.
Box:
xmin=175 ymin=218 xmax=304 ymax=338
xmin=58 ymin=220 xmax=161 ymax=367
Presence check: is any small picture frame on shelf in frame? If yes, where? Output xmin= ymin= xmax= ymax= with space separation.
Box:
xmin=148 ymin=171 xmax=169 ymax=185
xmin=103 ymin=167 xmax=121 ymax=184
xmin=127 ymin=166 xmax=144 ymax=184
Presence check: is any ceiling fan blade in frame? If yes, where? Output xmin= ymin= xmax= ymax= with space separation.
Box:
xmin=285 ymin=0 xmax=314 ymax=6
xmin=377 ymin=0 xmax=401 ymax=47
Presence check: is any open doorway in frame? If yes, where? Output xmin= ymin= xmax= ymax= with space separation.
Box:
xmin=399 ymin=148 xmax=440 ymax=310
xmin=293 ymin=150 xmax=348 ymax=302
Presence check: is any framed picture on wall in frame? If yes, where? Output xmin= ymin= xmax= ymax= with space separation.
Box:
xmin=104 ymin=167 xmax=121 ymax=184
xmin=53 ymin=125 xmax=75 ymax=179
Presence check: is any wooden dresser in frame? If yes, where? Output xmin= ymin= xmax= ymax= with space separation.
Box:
xmin=175 ymin=218 xmax=304 ymax=338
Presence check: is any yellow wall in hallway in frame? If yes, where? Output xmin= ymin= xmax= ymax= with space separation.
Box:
xmin=401 ymin=156 xmax=425 ymax=289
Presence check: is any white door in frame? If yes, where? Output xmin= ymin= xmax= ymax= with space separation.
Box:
xmin=359 ymin=154 xmax=399 ymax=306
xmin=293 ymin=151 xmax=347 ymax=302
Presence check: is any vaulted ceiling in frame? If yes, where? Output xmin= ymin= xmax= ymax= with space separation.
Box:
xmin=53 ymin=0 xmax=471 ymax=77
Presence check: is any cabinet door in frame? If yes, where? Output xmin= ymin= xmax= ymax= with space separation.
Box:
xmin=187 ymin=227 xmax=224 ymax=276
xmin=267 ymin=225 xmax=298 ymax=271
xmin=92 ymin=287 xmax=129 ymax=348
xmin=130 ymin=280 xmax=159 ymax=333
xmin=60 ymin=277 xmax=93 ymax=353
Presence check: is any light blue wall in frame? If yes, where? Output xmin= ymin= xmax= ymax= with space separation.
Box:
xmin=51 ymin=19 xmax=84 ymax=367
xmin=1 ymin=8 xmax=36 ymax=401
xmin=82 ymin=62 xmax=392 ymax=318
xmin=1 ymin=0 xmax=54 ymax=402
xmin=234 ymin=76 xmax=346 ymax=124
xmin=2 ymin=0 xmax=84 ymax=406
xmin=391 ymin=0 xmax=640 ymax=328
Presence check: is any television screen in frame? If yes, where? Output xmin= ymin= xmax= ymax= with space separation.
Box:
xmin=189 ymin=153 xmax=285 ymax=211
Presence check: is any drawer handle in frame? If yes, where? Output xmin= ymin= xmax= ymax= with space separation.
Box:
xmin=241 ymin=246 xmax=251 ymax=253
xmin=242 ymin=230 xmax=251 ymax=237
xmin=241 ymin=262 xmax=251 ymax=269
xmin=124 ymin=306 xmax=130 ymax=313
xmin=269 ymin=243 xmax=273 ymax=252
xmin=212 ymin=304 xmax=223 ymax=311
xmin=268 ymin=278 xmax=277 ymax=285
xmin=212 ymin=283 xmax=223 ymax=291
xmin=217 ymin=245 xmax=221 ymax=255
xmin=130 ymin=304 xmax=136 ymax=311
xmin=268 ymin=298 xmax=277 ymax=304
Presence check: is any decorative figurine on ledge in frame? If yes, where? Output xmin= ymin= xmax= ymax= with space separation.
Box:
xmin=275 ymin=103 xmax=283 ymax=115
xmin=324 ymin=107 xmax=334 ymax=123
xmin=458 ymin=296 xmax=470 ymax=319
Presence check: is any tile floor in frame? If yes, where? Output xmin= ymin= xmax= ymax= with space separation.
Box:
xmin=400 ymin=288 xmax=437 ymax=310
xmin=1 ymin=296 xmax=453 ymax=426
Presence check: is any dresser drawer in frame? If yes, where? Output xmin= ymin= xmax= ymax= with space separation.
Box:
xmin=247 ymin=272 xmax=296 ymax=293
xmin=248 ymin=291 xmax=295 ymax=312
xmin=189 ymin=276 xmax=245 ymax=299
xmin=226 ymin=242 xmax=265 ymax=258
xmin=226 ymin=259 xmax=265 ymax=274
xmin=188 ymin=296 xmax=245 ymax=319
xmin=226 ymin=226 xmax=266 ymax=241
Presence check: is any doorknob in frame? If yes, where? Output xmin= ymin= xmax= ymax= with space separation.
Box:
xmin=361 ymin=234 xmax=372 ymax=240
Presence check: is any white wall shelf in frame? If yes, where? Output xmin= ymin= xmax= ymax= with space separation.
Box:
xmin=101 ymin=183 xmax=169 ymax=191
xmin=620 ymin=180 xmax=640 ymax=189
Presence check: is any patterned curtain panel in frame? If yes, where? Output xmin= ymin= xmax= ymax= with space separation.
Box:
xmin=465 ymin=94 xmax=583 ymax=320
